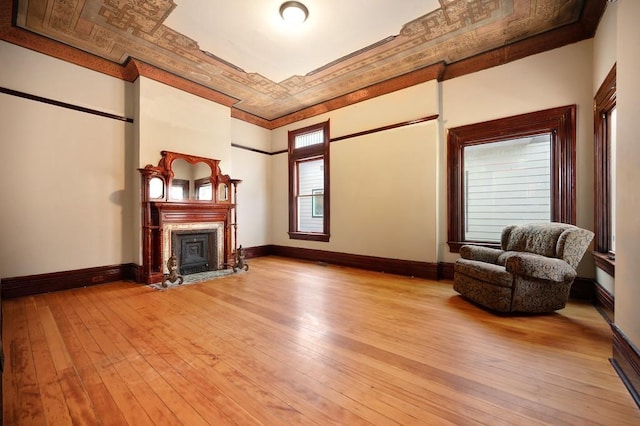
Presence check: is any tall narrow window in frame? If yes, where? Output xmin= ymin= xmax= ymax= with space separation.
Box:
xmin=447 ymin=105 xmax=576 ymax=251
xmin=594 ymin=65 xmax=616 ymax=276
xmin=288 ymin=121 xmax=330 ymax=241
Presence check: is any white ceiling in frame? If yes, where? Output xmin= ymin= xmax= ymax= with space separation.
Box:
xmin=164 ymin=0 xmax=440 ymax=83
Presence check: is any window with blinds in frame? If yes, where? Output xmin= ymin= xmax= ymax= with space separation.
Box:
xmin=447 ymin=105 xmax=576 ymax=252
xmin=296 ymin=158 xmax=324 ymax=232
xmin=288 ymin=120 xmax=330 ymax=241
xmin=463 ymin=134 xmax=552 ymax=242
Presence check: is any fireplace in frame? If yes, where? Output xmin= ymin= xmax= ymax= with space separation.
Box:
xmin=162 ymin=222 xmax=225 ymax=276
xmin=139 ymin=151 xmax=240 ymax=284
xmin=172 ymin=230 xmax=217 ymax=275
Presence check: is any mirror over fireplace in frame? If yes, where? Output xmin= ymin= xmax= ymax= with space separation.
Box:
xmin=138 ymin=151 xmax=241 ymax=284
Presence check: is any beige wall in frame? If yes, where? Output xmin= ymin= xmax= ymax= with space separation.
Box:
xmin=270 ymin=82 xmax=440 ymax=262
xmin=0 ymin=41 xmax=134 ymax=277
xmin=230 ymin=118 xmax=272 ymax=248
xmin=615 ymin=0 xmax=640 ymax=348
xmin=137 ymin=77 xmax=231 ymax=168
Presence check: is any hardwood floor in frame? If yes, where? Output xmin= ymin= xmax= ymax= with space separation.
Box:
xmin=3 ymin=256 xmax=639 ymax=425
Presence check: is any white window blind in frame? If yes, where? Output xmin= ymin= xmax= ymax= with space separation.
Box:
xmin=295 ymin=129 xmax=324 ymax=148
xmin=464 ymin=134 xmax=551 ymax=242
xmin=296 ymin=158 xmax=324 ymax=232
xmin=609 ymin=106 xmax=617 ymax=253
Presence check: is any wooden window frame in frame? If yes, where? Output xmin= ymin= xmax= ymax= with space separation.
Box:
xmin=593 ymin=65 xmax=616 ymax=276
xmin=288 ymin=120 xmax=330 ymax=242
xmin=447 ymin=105 xmax=577 ymax=252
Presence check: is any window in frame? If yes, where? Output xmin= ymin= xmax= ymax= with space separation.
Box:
xmin=288 ymin=121 xmax=330 ymax=241
xmin=594 ymin=65 xmax=616 ymax=276
xmin=447 ymin=105 xmax=576 ymax=251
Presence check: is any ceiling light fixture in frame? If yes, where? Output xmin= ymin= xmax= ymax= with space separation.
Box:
xmin=279 ymin=1 xmax=309 ymax=25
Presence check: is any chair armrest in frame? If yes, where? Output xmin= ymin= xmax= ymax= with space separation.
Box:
xmin=505 ymin=253 xmax=576 ymax=282
xmin=459 ymin=245 xmax=504 ymax=264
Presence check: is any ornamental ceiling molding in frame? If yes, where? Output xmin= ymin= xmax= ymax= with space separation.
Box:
xmin=1 ymin=0 xmax=605 ymax=128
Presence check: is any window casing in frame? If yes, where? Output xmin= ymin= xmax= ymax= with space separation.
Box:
xmin=447 ymin=105 xmax=577 ymax=252
xmin=288 ymin=121 xmax=330 ymax=241
xmin=593 ymin=65 xmax=616 ymax=276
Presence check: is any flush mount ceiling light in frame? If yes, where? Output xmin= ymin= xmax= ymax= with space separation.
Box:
xmin=279 ymin=1 xmax=309 ymax=25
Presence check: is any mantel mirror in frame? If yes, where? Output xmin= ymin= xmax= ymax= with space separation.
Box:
xmin=139 ymin=151 xmax=232 ymax=204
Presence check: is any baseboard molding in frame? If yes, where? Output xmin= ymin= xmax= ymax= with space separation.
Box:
xmin=594 ymin=282 xmax=614 ymax=324
xmin=439 ymin=262 xmax=455 ymax=280
xmin=0 ymin=247 xmax=604 ymax=302
xmin=243 ymin=245 xmax=272 ymax=259
xmin=269 ymin=245 xmax=440 ymax=280
xmin=1 ymin=263 xmax=138 ymax=299
xmin=611 ymin=324 xmax=640 ymax=409
xmin=570 ymin=277 xmax=596 ymax=301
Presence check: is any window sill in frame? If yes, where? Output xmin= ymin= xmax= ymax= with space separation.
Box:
xmin=592 ymin=251 xmax=615 ymax=277
xmin=448 ymin=241 xmax=500 ymax=253
xmin=288 ymin=232 xmax=330 ymax=242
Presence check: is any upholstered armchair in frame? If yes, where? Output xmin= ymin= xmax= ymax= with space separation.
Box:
xmin=453 ymin=223 xmax=594 ymax=313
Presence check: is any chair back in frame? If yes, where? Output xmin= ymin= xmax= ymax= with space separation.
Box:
xmin=501 ymin=223 xmax=594 ymax=269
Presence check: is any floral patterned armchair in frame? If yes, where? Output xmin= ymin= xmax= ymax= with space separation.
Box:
xmin=453 ymin=223 xmax=594 ymax=313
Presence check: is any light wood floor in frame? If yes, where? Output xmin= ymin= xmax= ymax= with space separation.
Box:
xmin=3 ymin=256 xmax=639 ymax=425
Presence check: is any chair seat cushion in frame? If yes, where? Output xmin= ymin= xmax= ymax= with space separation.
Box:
xmin=455 ymin=258 xmax=513 ymax=288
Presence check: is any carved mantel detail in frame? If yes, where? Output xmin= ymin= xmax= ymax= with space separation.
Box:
xmin=138 ymin=151 xmax=238 ymax=284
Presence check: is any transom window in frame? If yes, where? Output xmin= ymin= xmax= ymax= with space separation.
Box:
xmin=288 ymin=121 xmax=330 ymax=241
xmin=447 ymin=105 xmax=576 ymax=251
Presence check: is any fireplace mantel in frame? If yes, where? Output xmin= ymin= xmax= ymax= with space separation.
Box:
xmin=138 ymin=151 xmax=240 ymax=284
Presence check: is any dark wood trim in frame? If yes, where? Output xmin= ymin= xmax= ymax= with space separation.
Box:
xmin=569 ymin=277 xmax=596 ymax=301
xmin=0 ymin=86 xmax=133 ymax=122
xmin=288 ymin=121 xmax=331 ymax=241
xmin=0 ymin=264 xmax=137 ymax=299
xmin=593 ymin=65 xmax=616 ymax=273
xmin=230 ymin=107 xmax=272 ymax=129
xmin=122 ymin=58 xmax=238 ymax=107
xmin=242 ymin=245 xmax=272 ymax=259
xmin=330 ymin=115 xmax=439 ymax=143
xmin=0 ymin=2 xmax=124 ymax=80
xmin=438 ymin=262 xmax=455 ymax=281
xmin=594 ymin=282 xmax=614 ymax=324
xmin=447 ymin=105 xmax=577 ymax=252
xmin=269 ymin=63 xmax=444 ymax=129
xmin=270 ymin=245 xmax=439 ymax=280
xmin=231 ymin=143 xmax=273 ymax=156
xmin=440 ymin=0 xmax=607 ymax=81
xmin=593 ymin=250 xmax=615 ymax=277
xmin=0 ymin=1 xmax=606 ymax=129
xmin=611 ymin=325 xmax=640 ymax=409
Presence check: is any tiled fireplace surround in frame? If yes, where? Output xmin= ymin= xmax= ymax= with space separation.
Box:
xmin=162 ymin=222 xmax=225 ymax=274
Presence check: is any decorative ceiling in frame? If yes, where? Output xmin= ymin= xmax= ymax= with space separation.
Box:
xmin=4 ymin=0 xmax=605 ymax=126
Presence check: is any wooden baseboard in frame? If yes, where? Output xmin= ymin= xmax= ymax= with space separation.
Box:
xmin=594 ymin=282 xmax=614 ymax=324
xmin=243 ymin=245 xmax=272 ymax=259
xmin=570 ymin=277 xmax=596 ymax=301
xmin=439 ymin=262 xmax=455 ymax=280
xmin=611 ymin=325 xmax=640 ymax=409
xmin=269 ymin=245 xmax=440 ymax=280
xmin=1 ymin=263 xmax=138 ymax=299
